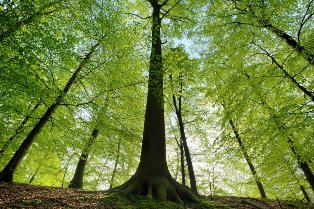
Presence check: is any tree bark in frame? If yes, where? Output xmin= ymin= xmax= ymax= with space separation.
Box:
xmin=68 ymin=128 xmax=99 ymax=189
xmin=0 ymin=43 xmax=99 ymax=182
xmin=172 ymin=93 xmax=197 ymax=193
xmin=116 ymin=0 xmax=199 ymax=202
xmin=229 ymin=119 xmax=267 ymax=198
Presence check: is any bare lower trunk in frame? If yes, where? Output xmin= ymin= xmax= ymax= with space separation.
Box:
xmin=180 ymin=140 xmax=186 ymax=185
xmin=229 ymin=119 xmax=267 ymax=198
xmin=0 ymin=43 xmax=99 ymax=182
xmin=68 ymin=128 xmax=99 ymax=189
xmin=173 ymin=93 xmax=197 ymax=193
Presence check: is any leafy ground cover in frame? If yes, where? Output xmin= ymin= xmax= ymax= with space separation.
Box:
xmin=0 ymin=183 xmax=313 ymax=208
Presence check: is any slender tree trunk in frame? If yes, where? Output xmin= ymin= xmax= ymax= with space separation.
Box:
xmin=180 ymin=139 xmax=186 ymax=186
xmin=0 ymin=102 xmax=40 ymax=159
xmin=0 ymin=43 xmax=99 ymax=182
xmin=259 ymin=49 xmax=314 ymax=102
xmin=62 ymin=154 xmax=73 ymax=188
xmin=287 ymin=137 xmax=314 ymax=193
xmin=29 ymin=167 xmax=40 ymax=184
xmin=109 ymin=138 xmax=121 ymax=189
xmin=260 ymin=101 xmax=314 ymax=193
xmin=300 ymin=185 xmax=311 ymax=203
xmin=69 ymin=128 xmax=99 ymax=189
xmin=229 ymin=119 xmax=267 ymax=198
xmin=172 ymin=93 xmax=197 ymax=193
xmin=256 ymin=18 xmax=314 ymax=66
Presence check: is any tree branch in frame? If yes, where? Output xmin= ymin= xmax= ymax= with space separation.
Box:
xmin=161 ymin=0 xmax=182 ymax=19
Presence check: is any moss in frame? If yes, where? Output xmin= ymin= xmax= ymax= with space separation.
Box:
xmin=102 ymin=191 xmax=230 ymax=209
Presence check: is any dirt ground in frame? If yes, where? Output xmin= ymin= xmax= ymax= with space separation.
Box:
xmin=0 ymin=182 xmax=313 ymax=208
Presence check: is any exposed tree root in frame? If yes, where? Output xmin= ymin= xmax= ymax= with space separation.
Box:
xmin=117 ymin=173 xmax=199 ymax=203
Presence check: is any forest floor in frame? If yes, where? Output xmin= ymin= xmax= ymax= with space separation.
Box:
xmin=0 ymin=182 xmax=313 ymax=208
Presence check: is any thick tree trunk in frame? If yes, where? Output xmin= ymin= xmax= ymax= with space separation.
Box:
xmin=69 ymin=128 xmax=99 ymax=189
xmin=117 ymin=0 xmax=199 ymax=203
xmin=0 ymin=102 xmax=40 ymax=159
xmin=229 ymin=119 xmax=267 ymax=198
xmin=0 ymin=43 xmax=99 ymax=182
xmin=109 ymin=138 xmax=121 ymax=189
xmin=173 ymin=93 xmax=197 ymax=193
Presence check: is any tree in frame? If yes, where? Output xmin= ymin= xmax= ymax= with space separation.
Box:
xmin=68 ymin=128 xmax=99 ymax=189
xmin=0 ymin=43 xmax=99 ymax=182
xmin=231 ymin=0 xmax=314 ymax=66
xmin=172 ymin=73 xmax=197 ymax=193
xmin=229 ymin=119 xmax=267 ymax=198
xmin=116 ymin=0 xmax=199 ymax=202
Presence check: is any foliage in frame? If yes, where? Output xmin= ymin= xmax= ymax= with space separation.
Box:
xmin=0 ymin=0 xmax=313 ymax=203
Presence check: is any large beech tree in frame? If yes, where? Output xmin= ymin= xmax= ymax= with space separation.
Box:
xmin=116 ymin=0 xmax=199 ymax=202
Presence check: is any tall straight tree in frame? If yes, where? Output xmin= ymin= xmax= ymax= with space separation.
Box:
xmin=229 ymin=119 xmax=267 ymax=198
xmin=117 ymin=0 xmax=198 ymax=202
xmin=172 ymin=73 xmax=197 ymax=193
xmin=0 ymin=43 xmax=99 ymax=182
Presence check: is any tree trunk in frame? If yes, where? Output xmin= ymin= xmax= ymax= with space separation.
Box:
xmin=287 ymin=138 xmax=314 ymax=193
xmin=256 ymin=18 xmax=314 ymax=66
xmin=62 ymin=154 xmax=73 ymax=188
xmin=29 ymin=167 xmax=40 ymax=184
xmin=69 ymin=128 xmax=99 ymax=189
xmin=300 ymin=185 xmax=311 ymax=203
xmin=259 ymin=49 xmax=314 ymax=102
xmin=172 ymin=93 xmax=197 ymax=193
xmin=109 ymin=138 xmax=121 ymax=189
xmin=229 ymin=119 xmax=267 ymax=198
xmin=116 ymin=0 xmax=199 ymax=203
xmin=260 ymin=101 xmax=314 ymax=193
xmin=180 ymin=139 xmax=186 ymax=186
xmin=0 ymin=43 xmax=99 ymax=182
xmin=0 ymin=102 xmax=40 ymax=159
